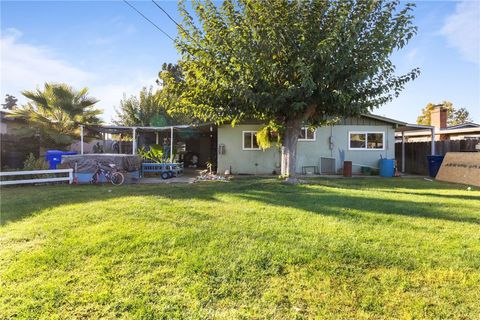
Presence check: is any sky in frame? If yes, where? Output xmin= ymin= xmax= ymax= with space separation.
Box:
xmin=1 ymin=0 xmax=479 ymax=124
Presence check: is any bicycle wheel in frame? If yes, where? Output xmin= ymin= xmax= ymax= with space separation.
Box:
xmin=110 ymin=172 xmax=125 ymax=185
xmin=91 ymin=172 xmax=99 ymax=184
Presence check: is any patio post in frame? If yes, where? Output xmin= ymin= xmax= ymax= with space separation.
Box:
xmin=102 ymin=132 xmax=106 ymax=151
xmin=80 ymin=125 xmax=84 ymax=155
xmin=119 ymin=134 xmax=122 ymax=153
xmin=132 ymin=127 xmax=137 ymax=155
xmin=401 ymin=131 xmax=405 ymax=173
xmin=170 ymin=126 xmax=174 ymax=162
xmin=155 ymin=132 xmax=159 ymax=145
xmin=431 ymin=127 xmax=436 ymax=155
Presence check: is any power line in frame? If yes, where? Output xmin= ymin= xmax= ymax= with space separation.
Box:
xmin=151 ymin=0 xmax=182 ymax=30
xmin=123 ymin=0 xmax=175 ymax=42
xmin=150 ymin=0 xmax=203 ymax=48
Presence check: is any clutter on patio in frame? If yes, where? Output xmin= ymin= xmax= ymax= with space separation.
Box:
xmin=195 ymin=172 xmax=230 ymax=182
xmin=61 ymin=154 xmax=142 ymax=184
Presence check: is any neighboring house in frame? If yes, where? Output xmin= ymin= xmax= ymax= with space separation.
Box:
xmin=0 ymin=109 xmax=22 ymax=135
xmin=0 ymin=109 xmax=40 ymax=168
xmin=217 ymin=114 xmax=403 ymax=175
xmin=399 ymin=105 xmax=480 ymax=142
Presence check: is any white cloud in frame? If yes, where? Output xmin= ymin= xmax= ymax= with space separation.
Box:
xmin=441 ymin=1 xmax=480 ymax=65
xmin=0 ymin=28 xmax=93 ymax=102
xmin=0 ymin=29 xmax=155 ymax=123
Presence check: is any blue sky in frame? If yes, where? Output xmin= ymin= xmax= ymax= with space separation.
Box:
xmin=1 ymin=0 xmax=479 ymax=124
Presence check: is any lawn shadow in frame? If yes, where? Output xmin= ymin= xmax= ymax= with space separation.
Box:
xmin=233 ymin=182 xmax=480 ymax=225
xmin=1 ymin=178 xmax=478 ymax=226
xmin=0 ymin=182 xmax=224 ymax=226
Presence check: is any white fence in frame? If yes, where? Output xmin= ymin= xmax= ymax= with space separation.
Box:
xmin=0 ymin=169 xmax=74 ymax=186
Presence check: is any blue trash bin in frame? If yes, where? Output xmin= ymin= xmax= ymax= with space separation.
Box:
xmin=426 ymin=155 xmax=444 ymax=177
xmin=45 ymin=150 xmax=77 ymax=169
xmin=379 ymin=159 xmax=395 ymax=177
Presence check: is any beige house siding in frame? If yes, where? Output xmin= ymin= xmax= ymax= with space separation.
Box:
xmin=217 ymin=123 xmax=396 ymax=175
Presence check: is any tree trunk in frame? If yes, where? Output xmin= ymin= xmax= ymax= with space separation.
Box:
xmin=281 ymin=118 xmax=302 ymax=183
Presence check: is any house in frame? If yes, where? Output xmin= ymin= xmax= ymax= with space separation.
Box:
xmin=216 ymin=114 xmax=405 ymax=175
xmin=398 ymin=105 xmax=480 ymax=142
xmin=0 ymin=109 xmax=40 ymax=168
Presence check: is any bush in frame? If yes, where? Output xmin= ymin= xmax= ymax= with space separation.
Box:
xmin=23 ymin=153 xmax=49 ymax=171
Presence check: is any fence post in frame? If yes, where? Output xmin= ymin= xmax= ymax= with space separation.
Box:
xmin=69 ymin=169 xmax=73 ymax=184
xmin=431 ymin=127 xmax=436 ymax=155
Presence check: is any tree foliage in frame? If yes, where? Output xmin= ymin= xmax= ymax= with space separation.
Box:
xmin=115 ymin=86 xmax=165 ymax=127
xmin=416 ymin=101 xmax=473 ymax=126
xmin=164 ymin=0 xmax=419 ymax=178
xmin=449 ymin=107 xmax=472 ymax=126
xmin=2 ymin=94 xmax=18 ymax=110
xmin=115 ymin=82 xmax=193 ymax=127
xmin=8 ymin=83 xmax=102 ymax=149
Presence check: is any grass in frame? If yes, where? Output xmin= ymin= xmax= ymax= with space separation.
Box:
xmin=0 ymin=178 xmax=479 ymax=319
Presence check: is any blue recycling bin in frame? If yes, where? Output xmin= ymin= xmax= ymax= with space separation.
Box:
xmin=427 ymin=155 xmax=444 ymax=177
xmin=379 ymin=158 xmax=395 ymax=177
xmin=45 ymin=150 xmax=77 ymax=169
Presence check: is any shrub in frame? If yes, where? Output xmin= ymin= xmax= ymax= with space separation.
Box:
xmin=23 ymin=153 xmax=49 ymax=171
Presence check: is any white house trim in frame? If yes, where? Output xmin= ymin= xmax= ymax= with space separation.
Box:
xmin=242 ymin=131 xmax=260 ymax=150
xmin=298 ymin=127 xmax=316 ymax=141
xmin=348 ymin=131 xmax=385 ymax=151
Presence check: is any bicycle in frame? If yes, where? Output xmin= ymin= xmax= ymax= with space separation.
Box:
xmin=91 ymin=162 xmax=125 ymax=186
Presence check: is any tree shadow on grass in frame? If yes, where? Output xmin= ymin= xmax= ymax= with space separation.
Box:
xmin=0 ymin=183 xmax=223 ymax=226
xmin=236 ymin=186 xmax=480 ymax=225
xmin=380 ymin=190 xmax=480 ymax=201
xmin=1 ymin=178 xmax=478 ymax=226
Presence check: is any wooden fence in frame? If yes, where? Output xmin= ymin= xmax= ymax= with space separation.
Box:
xmin=395 ymin=139 xmax=480 ymax=175
xmin=0 ymin=169 xmax=73 ymax=186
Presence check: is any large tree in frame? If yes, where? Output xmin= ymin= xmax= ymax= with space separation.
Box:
xmin=164 ymin=0 xmax=419 ymax=181
xmin=8 ymin=83 xmax=102 ymax=149
xmin=416 ymin=101 xmax=473 ymax=126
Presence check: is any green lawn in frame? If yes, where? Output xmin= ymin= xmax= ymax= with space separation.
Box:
xmin=1 ymin=178 xmax=479 ymax=319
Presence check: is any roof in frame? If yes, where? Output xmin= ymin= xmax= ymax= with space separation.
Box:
xmin=395 ymin=126 xmax=480 ymax=137
xmin=361 ymin=113 xmax=407 ymax=126
xmin=444 ymin=122 xmax=480 ymax=130
xmin=85 ymin=123 xmax=214 ymax=134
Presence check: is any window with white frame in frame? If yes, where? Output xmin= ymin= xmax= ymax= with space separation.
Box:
xmin=298 ymin=127 xmax=316 ymax=141
xmin=242 ymin=131 xmax=260 ymax=150
xmin=349 ymin=132 xmax=384 ymax=150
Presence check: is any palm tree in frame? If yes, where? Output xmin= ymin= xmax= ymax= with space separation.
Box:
xmin=9 ymin=83 xmax=102 ymax=148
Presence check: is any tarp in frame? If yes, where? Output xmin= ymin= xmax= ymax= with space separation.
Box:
xmin=60 ymin=154 xmax=142 ymax=173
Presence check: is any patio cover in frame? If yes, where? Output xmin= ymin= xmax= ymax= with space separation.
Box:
xmin=79 ymin=123 xmax=214 ymax=160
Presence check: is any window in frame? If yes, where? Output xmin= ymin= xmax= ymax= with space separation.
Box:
xmin=243 ymin=131 xmax=260 ymax=150
xmin=298 ymin=127 xmax=316 ymax=141
xmin=349 ymin=132 xmax=384 ymax=150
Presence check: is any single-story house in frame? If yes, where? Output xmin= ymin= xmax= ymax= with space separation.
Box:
xmin=81 ymin=113 xmax=433 ymax=176
xmin=217 ymin=114 xmax=405 ymax=175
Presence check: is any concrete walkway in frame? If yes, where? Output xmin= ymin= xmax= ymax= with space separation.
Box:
xmin=139 ymin=168 xmax=200 ymax=184
xmin=140 ymin=176 xmax=196 ymax=184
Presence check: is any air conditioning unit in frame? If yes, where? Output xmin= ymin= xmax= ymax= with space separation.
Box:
xmin=320 ymin=157 xmax=336 ymax=174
